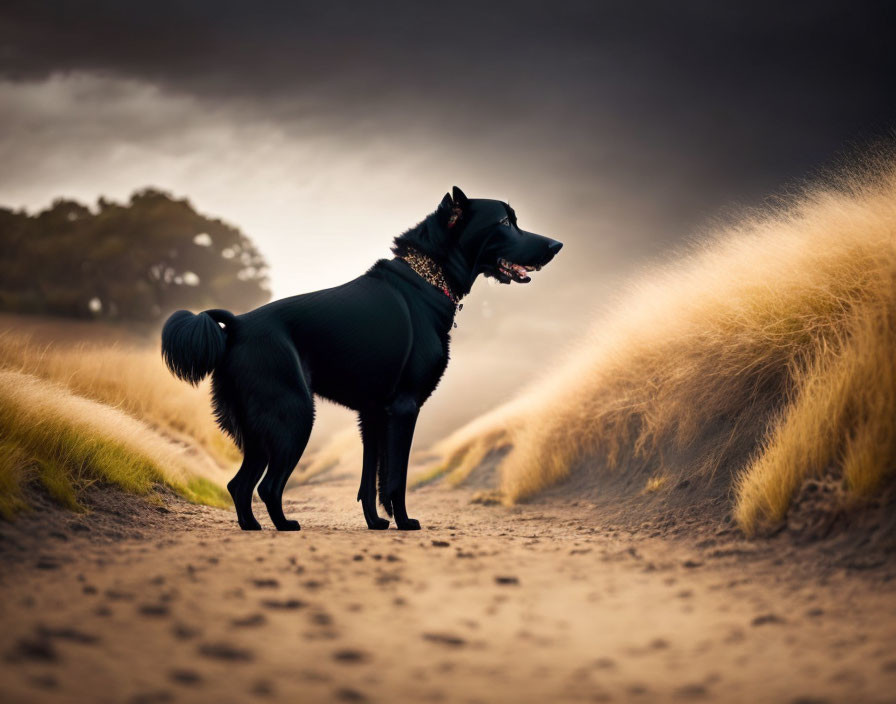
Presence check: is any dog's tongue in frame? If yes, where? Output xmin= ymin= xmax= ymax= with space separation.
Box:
xmin=498 ymin=258 xmax=532 ymax=283
xmin=510 ymin=262 xmax=529 ymax=280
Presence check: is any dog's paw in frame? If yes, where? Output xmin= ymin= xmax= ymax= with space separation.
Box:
xmin=396 ymin=518 xmax=421 ymax=531
xmin=238 ymin=518 xmax=262 ymax=531
xmin=367 ymin=517 xmax=390 ymax=530
xmin=275 ymin=520 xmax=301 ymax=532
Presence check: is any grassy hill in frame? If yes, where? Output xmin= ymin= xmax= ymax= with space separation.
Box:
xmin=0 ymin=317 xmax=234 ymax=517
xmin=418 ymin=156 xmax=896 ymax=535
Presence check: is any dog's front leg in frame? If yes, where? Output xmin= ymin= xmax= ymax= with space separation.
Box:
xmin=358 ymin=411 xmax=389 ymax=530
xmin=383 ymin=397 xmax=420 ymax=530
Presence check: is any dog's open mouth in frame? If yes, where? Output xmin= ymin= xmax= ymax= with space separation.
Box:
xmin=497 ymin=258 xmax=539 ymax=284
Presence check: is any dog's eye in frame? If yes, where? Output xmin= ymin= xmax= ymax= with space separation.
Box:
xmin=499 ymin=216 xmax=511 ymax=227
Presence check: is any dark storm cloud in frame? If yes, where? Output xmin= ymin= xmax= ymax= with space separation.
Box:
xmin=2 ymin=2 xmax=894 ymax=137
xmin=2 ymin=1 xmax=894 ymax=220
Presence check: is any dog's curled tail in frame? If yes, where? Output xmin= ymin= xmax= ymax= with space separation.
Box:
xmin=161 ymin=308 xmax=236 ymax=385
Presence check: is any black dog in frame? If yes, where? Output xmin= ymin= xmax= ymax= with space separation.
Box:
xmin=161 ymin=187 xmax=562 ymax=530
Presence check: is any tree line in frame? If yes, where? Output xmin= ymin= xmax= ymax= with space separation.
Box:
xmin=0 ymin=189 xmax=270 ymax=321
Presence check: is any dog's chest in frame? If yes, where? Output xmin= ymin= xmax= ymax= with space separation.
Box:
xmin=399 ymin=314 xmax=451 ymax=404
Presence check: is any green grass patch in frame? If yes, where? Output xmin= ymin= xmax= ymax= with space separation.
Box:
xmin=0 ymin=369 xmax=230 ymax=519
xmin=179 ymin=476 xmax=232 ymax=508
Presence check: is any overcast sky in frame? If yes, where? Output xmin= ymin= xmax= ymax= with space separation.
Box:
xmin=1 ymin=1 xmax=894 ymax=442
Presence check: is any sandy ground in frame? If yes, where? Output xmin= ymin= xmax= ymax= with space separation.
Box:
xmin=2 ymin=477 xmax=896 ymax=704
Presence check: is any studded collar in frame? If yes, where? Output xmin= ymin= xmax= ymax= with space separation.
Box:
xmin=398 ymin=247 xmax=460 ymax=304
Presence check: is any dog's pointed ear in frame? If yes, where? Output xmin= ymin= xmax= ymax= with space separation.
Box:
xmin=438 ymin=192 xmax=453 ymax=212
xmin=443 ymin=186 xmax=469 ymax=231
xmin=437 ymin=192 xmax=459 ymax=229
xmin=452 ymin=186 xmax=469 ymax=210
xmin=436 ymin=188 xmax=466 ymax=231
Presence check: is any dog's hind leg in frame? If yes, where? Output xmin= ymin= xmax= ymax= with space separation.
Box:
xmin=357 ymin=411 xmax=389 ymax=530
xmin=380 ymin=396 xmax=420 ymax=531
xmin=227 ymin=442 xmax=267 ymax=531
xmin=257 ymin=385 xmax=313 ymax=531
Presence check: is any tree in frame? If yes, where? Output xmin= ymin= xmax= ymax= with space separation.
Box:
xmin=0 ymin=188 xmax=270 ymax=321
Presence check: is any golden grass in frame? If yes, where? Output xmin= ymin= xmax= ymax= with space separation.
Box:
xmin=643 ymin=475 xmax=668 ymax=494
xmin=412 ymin=428 xmax=514 ymax=488
xmin=407 ymin=394 xmax=537 ymax=489
xmin=0 ymin=369 xmax=230 ymax=518
xmin=430 ymin=156 xmax=896 ymax=533
xmin=0 ymin=331 xmax=238 ymax=467
xmin=734 ymin=287 xmax=896 ymax=530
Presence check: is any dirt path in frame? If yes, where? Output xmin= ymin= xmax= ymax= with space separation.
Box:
xmin=2 ymin=478 xmax=895 ymax=704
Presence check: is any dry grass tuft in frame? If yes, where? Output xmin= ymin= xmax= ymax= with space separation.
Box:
xmin=643 ymin=475 xmax=668 ymax=494
xmin=0 ymin=331 xmax=238 ymax=467
xmin=733 ymin=283 xmax=896 ymax=531
xmin=0 ymin=369 xmax=229 ymax=518
xmin=430 ymin=156 xmax=896 ymax=533
xmin=409 ymin=398 xmax=532 ymax=488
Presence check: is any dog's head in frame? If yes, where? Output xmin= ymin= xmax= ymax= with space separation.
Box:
xmin=392 ymin=186 xmax=563 ymax=296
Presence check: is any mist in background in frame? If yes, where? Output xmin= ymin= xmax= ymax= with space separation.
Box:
xmin=1 ymin=1 xmax=894 ymax=445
